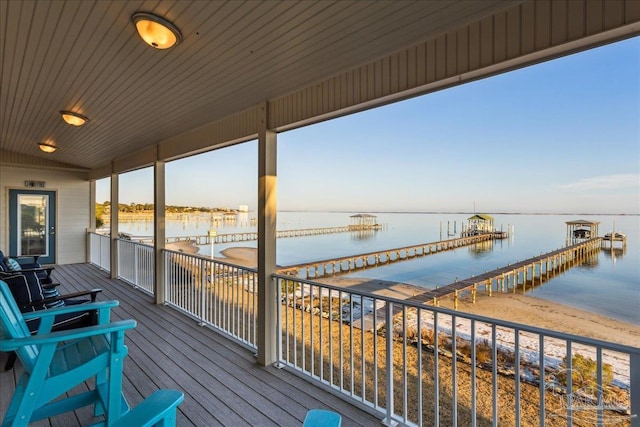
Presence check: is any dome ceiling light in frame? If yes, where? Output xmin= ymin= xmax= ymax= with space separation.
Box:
xmin=132 ymin=12 xmax=182 ymax=49
xmin=60 ymin=111 xmax=89 ymax=126
xmin=38 ymin=141 xmax=57 ymax=153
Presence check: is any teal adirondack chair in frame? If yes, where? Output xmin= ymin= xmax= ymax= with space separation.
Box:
xmin=0 ymin=279 xmax=135 ymax=427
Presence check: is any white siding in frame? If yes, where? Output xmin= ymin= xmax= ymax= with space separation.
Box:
xmin=0 ymin=166 xmax=89 ymax=264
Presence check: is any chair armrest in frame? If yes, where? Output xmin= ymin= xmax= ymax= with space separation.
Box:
xmin=111 ymin=390 xmax=184 ymax=427
xmin=15 ymin=266 xmax=54 ymax=276
xmin=14 ymin=255 xmax=40 ymax=264
xmin=22 ymin=300 xmax=119 ymax=320
xmin=23 ymin=299 xmax=117 ymax=334
xmin=0 ymin=319 xmax=137 ymax=350
xmin=22 ymin=289 xmax=102 ymax=308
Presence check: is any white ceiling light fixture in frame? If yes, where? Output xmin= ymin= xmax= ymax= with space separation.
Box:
xmin=38 ymin=141 xmax=57 ymax=153
xmin=60 ymin=111 xmax=89 ymax=126
xmin=132 ymin=12 xmax=182 ymax=49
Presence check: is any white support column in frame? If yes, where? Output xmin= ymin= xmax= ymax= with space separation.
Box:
xmin=87 ymin=180 xmax=97 ymax=262
xmin=110 ymin=172 xmax=119 ymax=279
xmin=154 ymin=160 xmax=166 ymax=304
xmin=257 ymin=101 xmax=278 ymax=366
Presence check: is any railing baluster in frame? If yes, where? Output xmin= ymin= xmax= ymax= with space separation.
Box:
xmin=452 ymin=314 xmax=457 ymax=427
xmin=403 ymin=305 xmax=408 ymax=424
xmin=319 ymin=284 xmax=324 ymax=382
xmin=329 ymin=288 xmax=334 ymax=387
xmin=471 ymin=319 xmax=477 ymax=427
xmin=310 ymin=284 xmax=315 ymax=378
xmin=199 ymin=261 xmax=206 ymax=325
xmin=276 ymin=277 xmax=282 ymax=365
xmin=493 ymin=325 xmax=498 ymax=427
xmin=417 ymin=306 xmax=423 ymax=427
xmin=373 ymin=296 xmax=379 ymax=409
xmin=339 ymin=290 xmax=344 ymax=391
xmin=515 ymin=328 xmax=521 ymax=427
xmin=286 ymin=278 xmax=291 ymax=364
xmin=597 ymin=346 xmax=604 ymax=427
xmin=302 ymin=282 xmax=306 ymax=373
xmin=385 ymin=301 xmax=394 ymax=425
xmin=631 ymin=352 xmax=640 ymax=427
xmin=434 ymin=312 xmax=440 ymax=427
xmin=349 ymin=293 xmax=354 ymax=396
xmin=566 ymin=341 xmax=573 ymax=426
xmin=539 ymin=335 xmax=545 ymax=427
xmin=360 ymin=296 xmax=366 ymax=402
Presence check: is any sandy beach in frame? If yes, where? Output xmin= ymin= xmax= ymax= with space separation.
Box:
xmin=166 ymin=240 xmax=200 ymax=254
xmin=215 ymin=245 xmax=640 ymax=348
xmin=171 ymin=242 xmax=637 ymax=391
xmin=307 ymin=277 xmax=639 ymax=388
xmin=219 ymin=246 xmax=257 ymax=268
xmin=165 ymin=241 xmax=258 ymax=268
xmin=437 ymin=291 xmax=640 ymax=348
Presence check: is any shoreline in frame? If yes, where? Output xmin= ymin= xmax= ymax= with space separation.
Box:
xmin=171 ymin=243 xmax=637 ymax=385
xmin=174 ymin=243 xmax=640 ymax=347
xmin=219 ymin=246 xmax=257 ymax=268
xmin=212 ymin=245 xmax=640 ymax=345
xmin=317 ymin=276 xmax=640 ymax=348
xmin=311 ymin=276 xmax=638 ymax=387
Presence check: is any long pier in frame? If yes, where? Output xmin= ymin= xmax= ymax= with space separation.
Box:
xmin=278 ymin=233 xmax=501 ymax=279
xmin=405 ymin=237 xmax=603 ymax=308
xmin=131 ymin=224 xmax=381 ymax=245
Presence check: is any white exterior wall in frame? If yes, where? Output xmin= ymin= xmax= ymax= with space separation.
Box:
xmin=0 ymin=166 xmax=89 ymax=264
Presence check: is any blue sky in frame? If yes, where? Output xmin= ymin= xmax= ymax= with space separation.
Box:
xmin=97 ymin=36 xmax=639 ymax=214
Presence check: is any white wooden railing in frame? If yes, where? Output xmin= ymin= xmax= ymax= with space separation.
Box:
xmin=163 ymin=249 xmax=258 ymax=349
xmin=88 ymin=232 xmax=110 ymax=271
xmin=89 ymin=233 xmax=639 ymax=426
xmin=116 ymin=239 xmax=155 ymax=294
xmin=274 ymin=274 xmax=640 ymax=427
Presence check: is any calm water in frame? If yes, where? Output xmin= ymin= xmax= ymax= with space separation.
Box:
xmin=115 ymin=212 xmax=640 ymax=325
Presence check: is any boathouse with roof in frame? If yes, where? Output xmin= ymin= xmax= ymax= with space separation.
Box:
xmin=349 ymin=213 xmax=380 ymax=231
xmin=566 ymin=219 xmax=600 ymax=243
xmin=463 ymin=213 xmax=495 ymax=236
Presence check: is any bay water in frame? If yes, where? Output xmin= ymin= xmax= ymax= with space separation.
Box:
xmin=115 ymin=212 xmax=639 ymax=326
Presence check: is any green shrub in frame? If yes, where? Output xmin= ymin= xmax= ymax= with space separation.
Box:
xmin=557 ymin=353 xmax=614 ymax=389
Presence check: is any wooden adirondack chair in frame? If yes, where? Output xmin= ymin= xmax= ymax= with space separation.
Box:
xmin=0 ymin=280 xmax=135 ymax=427
xmin=111 ymin=390 xmax=184 ymax=427
xmin=303 ymin=409 xmax=342 ymax=427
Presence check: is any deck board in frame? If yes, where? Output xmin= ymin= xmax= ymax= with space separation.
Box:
xmin=1 ymin=263 xmax=382 ymax=427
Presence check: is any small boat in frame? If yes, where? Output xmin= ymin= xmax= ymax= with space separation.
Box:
xmin=604 ymin=231 xmax=626 ymax=240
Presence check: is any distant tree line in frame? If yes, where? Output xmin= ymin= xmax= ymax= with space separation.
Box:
xmin=96 ymin=202 xmax=236 ymax=214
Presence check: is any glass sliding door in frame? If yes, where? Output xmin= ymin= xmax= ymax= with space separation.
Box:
xmin=9 ymin=190 xmax=56 ymax=264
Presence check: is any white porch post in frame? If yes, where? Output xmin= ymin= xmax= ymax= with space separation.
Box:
xmin=154 ymin=159 xmax=166 ymax=304
xmin=257 ymin=101 xmax=278 ymax=366
xmin=110 ymin=172 xmax=119 ymax=279
xmin=87 ymin=180 xmax=97 ymax=262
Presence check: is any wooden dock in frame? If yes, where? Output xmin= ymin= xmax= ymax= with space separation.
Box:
xmin=129 ymin=224 xmax=383 ymax=245
xmin=278 ymin=233 xmax=500 ymax=279
xmin=404 ymin=237 xmax=603 ymax=308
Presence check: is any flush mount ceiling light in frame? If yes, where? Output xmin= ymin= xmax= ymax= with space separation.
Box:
xmin=60 ymin=111 xmax=89 ymax=126
xmin=132 ymin=12 xmax=182 ymax=49
xmin=38 ymin=141 xmax=57 ymax=153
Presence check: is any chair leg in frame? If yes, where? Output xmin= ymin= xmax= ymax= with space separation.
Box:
xmin=4 ymin=351 xmax=17 ymax=371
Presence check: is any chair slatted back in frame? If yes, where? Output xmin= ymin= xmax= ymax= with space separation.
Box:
xmin=0 ymin=280 xmax=39 ymax=372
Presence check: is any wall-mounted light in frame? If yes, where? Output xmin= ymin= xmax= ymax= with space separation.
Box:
xmin=60 ymin=111 xmax=89 ymax=126
xmin=38 ymin=141 xmax=57 ymax=153
xmin=132 ymin=12 xmax=182 ymax=49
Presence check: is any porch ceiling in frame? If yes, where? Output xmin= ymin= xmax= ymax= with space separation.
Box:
xmin=0 ymin=0 xmax=515 ymax=171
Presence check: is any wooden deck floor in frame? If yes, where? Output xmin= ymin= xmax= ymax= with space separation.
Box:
xmin=1 ymin=263 xmax=382 ymax=427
